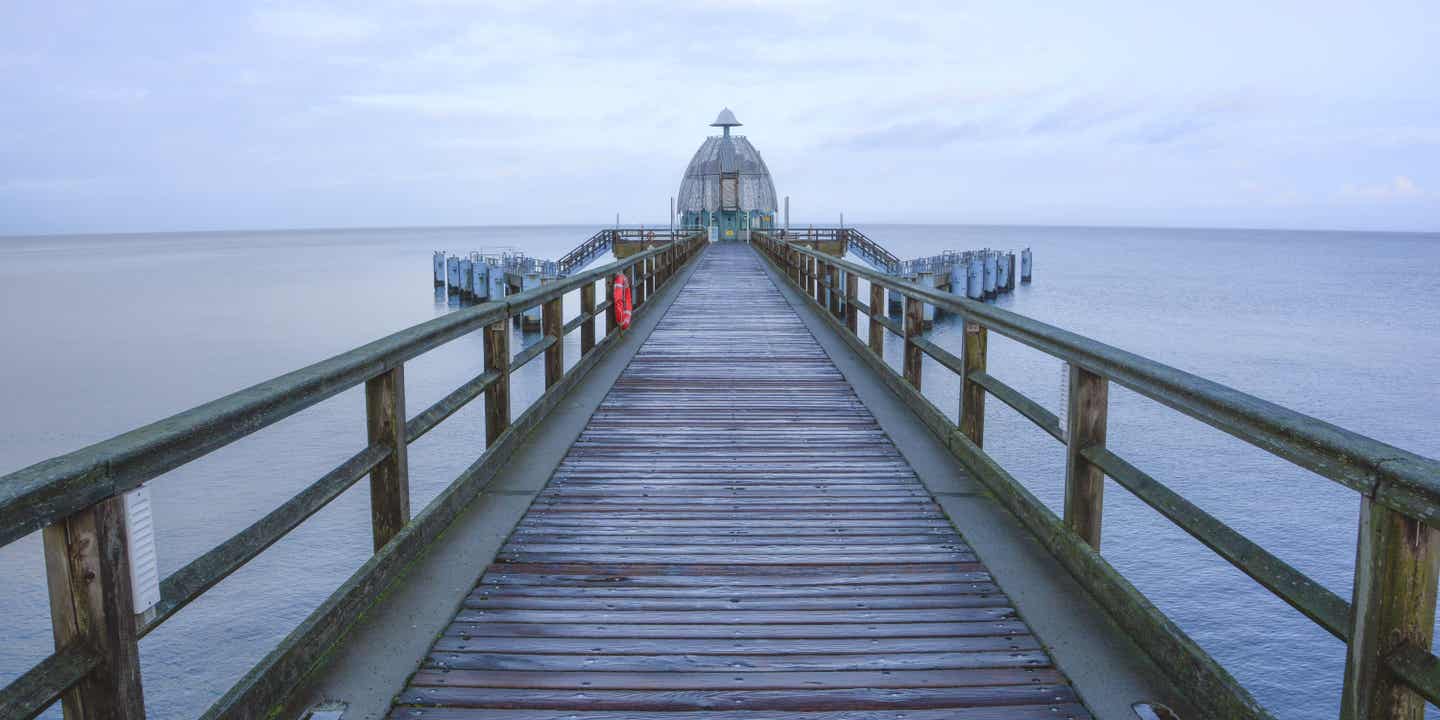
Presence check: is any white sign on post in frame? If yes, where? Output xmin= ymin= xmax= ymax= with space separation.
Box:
xmin=123 ymin=485 xmax=161 ymax=614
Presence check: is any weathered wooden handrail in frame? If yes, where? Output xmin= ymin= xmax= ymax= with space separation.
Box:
xmin=753 ymin=231 xmax=1440 ymax=720
xmin=0 ymin=232 xmax=706 ymax=719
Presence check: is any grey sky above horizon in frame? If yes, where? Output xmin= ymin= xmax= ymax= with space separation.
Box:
xmin=2 ymin=1 xmax=1437 ymax=235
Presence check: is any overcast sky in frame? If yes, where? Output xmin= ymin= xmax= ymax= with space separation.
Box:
xmin=2 ymin=1 xmax=1437 ymax=235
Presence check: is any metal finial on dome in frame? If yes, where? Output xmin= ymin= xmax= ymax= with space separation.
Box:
xmin=710 ymin=108 xmax=741 ymax=128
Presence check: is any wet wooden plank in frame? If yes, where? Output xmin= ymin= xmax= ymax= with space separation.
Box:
xmin=408 ymin=667 xmax=1065 ymax=690
xmin=423 ymin=650 xmax=1052 ymax=672
xmin=396 ymin=685 xmax=1083 ymax=711
xmin=430 ymin=635 xmax=1041 ymax=655
xmin=390 ymin=706 xmax=1090 ymax=720
xmin=390 ymin=242 xmax=1088 ymax=718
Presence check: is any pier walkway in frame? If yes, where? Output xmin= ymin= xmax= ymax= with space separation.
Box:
xmin=389 ymin=243 xmax=1088 ymax=718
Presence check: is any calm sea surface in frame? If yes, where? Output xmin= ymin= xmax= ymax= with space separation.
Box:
xmin=1 ymin=224 xmax=1437 ymax=718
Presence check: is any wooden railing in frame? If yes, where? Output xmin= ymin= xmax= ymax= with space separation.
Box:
xmin=771 ymin=227 xmax=902 ymax=274
xmin=753 ymin=231 xmax=1440 ymax=720
xmin=556 ymin=228 xmax=696 ymax=276
xmin=0 ymin=233 xmax=707 ymax=720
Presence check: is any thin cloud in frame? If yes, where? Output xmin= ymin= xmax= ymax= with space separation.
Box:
xmin=1340 ymin=176 xmax=1429 ymax=201
xmin=832 ymin=121 xmax=986 ymax=151
xmin=252 ymin=7 xmax=380 ymax=43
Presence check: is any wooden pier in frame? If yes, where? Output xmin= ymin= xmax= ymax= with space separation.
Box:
xmin=5 ymin=234 xmax=1440 ymax=720
xmin=391 ymin=243 xmax=1087 ymax=718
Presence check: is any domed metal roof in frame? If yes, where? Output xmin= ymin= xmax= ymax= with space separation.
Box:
xmin=678 ymin=111 xmax=777 ymax=214
xmin=711 ymin=107 xmax=741 ymax=127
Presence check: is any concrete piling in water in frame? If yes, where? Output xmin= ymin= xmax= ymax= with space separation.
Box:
xmin=521 ymin=273 xmax=542 ymax=330
xmin=459 ymin=258 xmax=474 ymax=300
xmin=967 ymin=255 xmax=983 ymax=300
xmin=486 ymin=263 xmax=506 ymax=301
xmin=982 ymin=252 xmax=997 ymax=299
xmin=1021 ymin=248 xmax=1033 ymax=283
xmin=446 ymin=256 xmax=461 ymax=293
xmin=433 ymin=252 xmax=446 ymax=288
xmin=470 ymin=261 xmax=488 ymax=301
xmin=950 ymin=263 xmax=967 ymax=307
xmin=996 ymin=253 xmax=1010 ymax=292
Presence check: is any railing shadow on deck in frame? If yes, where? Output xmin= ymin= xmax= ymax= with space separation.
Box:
xmin=0 ymin=234 xmax=707 ymax=720
xmin=752 ymin=231 xmax=1440 ymax=720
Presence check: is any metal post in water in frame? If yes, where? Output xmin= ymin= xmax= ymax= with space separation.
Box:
xmin=446 ymin=256 xmax=461 ymax=295
xmin=967 ymin=255 xmax=983 ymax=300
xmin=478 ymin=262 xmax=495 ymax=300
xmin=487 ymin=261 xmax=505 ymax=301
xmin=522 ymin=273 xmax=542 ymax=330
xmin=950 ymin=262 xmax=967 ymax=307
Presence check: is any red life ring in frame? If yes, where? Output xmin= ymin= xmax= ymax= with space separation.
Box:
xmin=613 ymin=273 xmax=633 ymax=329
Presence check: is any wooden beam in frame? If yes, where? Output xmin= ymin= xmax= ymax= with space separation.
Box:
xmin=960 ymin=321 xmax=987 ymax=447
xmin=1342 ymin=497 xmax=1440 ymax=720
xmin=1064 ymin=364 xmax=1108 ymax=549
xmin=579 ymin=282 xmax=596 ymax=356
xmin=483 ymin=319 xmax=510 ymax=447
xmin=365 ymin=365 xmax=410 ymax=552
xmin=604 ymin=274 xmax=617 ymax=336
xmin=542 ymin=297 xmax=563 ymax=388
xmin=903 ymin=296 xmax=924 ymax=391
xmin=845 ymin=271 xmax=859 ymax=334
xmin=43 ymin=496 xmax=146 ymax=719
xmin=868 ymin=283 xmax=884 ymax=356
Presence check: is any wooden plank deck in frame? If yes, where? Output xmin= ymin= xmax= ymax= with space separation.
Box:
xmin=390 ymin=242 xmax=1091 ymax=719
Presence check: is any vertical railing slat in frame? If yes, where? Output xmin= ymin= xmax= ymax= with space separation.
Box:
xmin=483 ymin=318 xmax=510 ymax=446
xmin=542 ymin=296 xmax=563 ymax=388
xmin=903 ymin=295 xmax=924 ymax=390
xmin=1063 ymin=364 xmax=1108 ymax=548
xmin=43 ymin=497 xmax=146 ymax=719
xmin=868 ymin=282 xmax=884 ymax=356
xmin=580 ymin=281 xmax=596 ymax=356
xmin=1342 ymin=498 xmax=1440 ymax=720
xmin=960 ymin=320 xmax=987 ymax=446
xmin=845 ymin=271 xmax=859 ymax=334
xmin=365 ymin=365 xmax=410 ymax=551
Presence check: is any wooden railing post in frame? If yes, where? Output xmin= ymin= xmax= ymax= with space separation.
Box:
xmin=580 ymin=281 xmax=596 ymax=355
xmin=960 ymin=321 xmax=987 ymax=446
xmin=542 ymin=296 xmax=563 ymax=388
xmin=365 ymin=364 xmax=410 ymax=551
xmin=1342 ymin=499 xmax=1440 ymax=720
xmin=829 ymin=265 xmax=842 ymax=318
xmin=483 ymin=318 xmax=510 ymax=446
xmin=868 ymin=282 xmax=884 ymax=355
xmin=903 ymin=295 xmax=923 ymax=390
xmin=1063 ymin=364 xmax=1108 ymax=548
xmin=43 ymin=496 xmax=146 ymax=719
xmin=604 ymin=274 xmax=617 ymax=336
xmin=631 ymin=264 xmax=644 ymax=309
xmin=845 ymin=271 xmax=859 ymax=334
xmin=814 ymin=258 xmax=825 ymax=306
